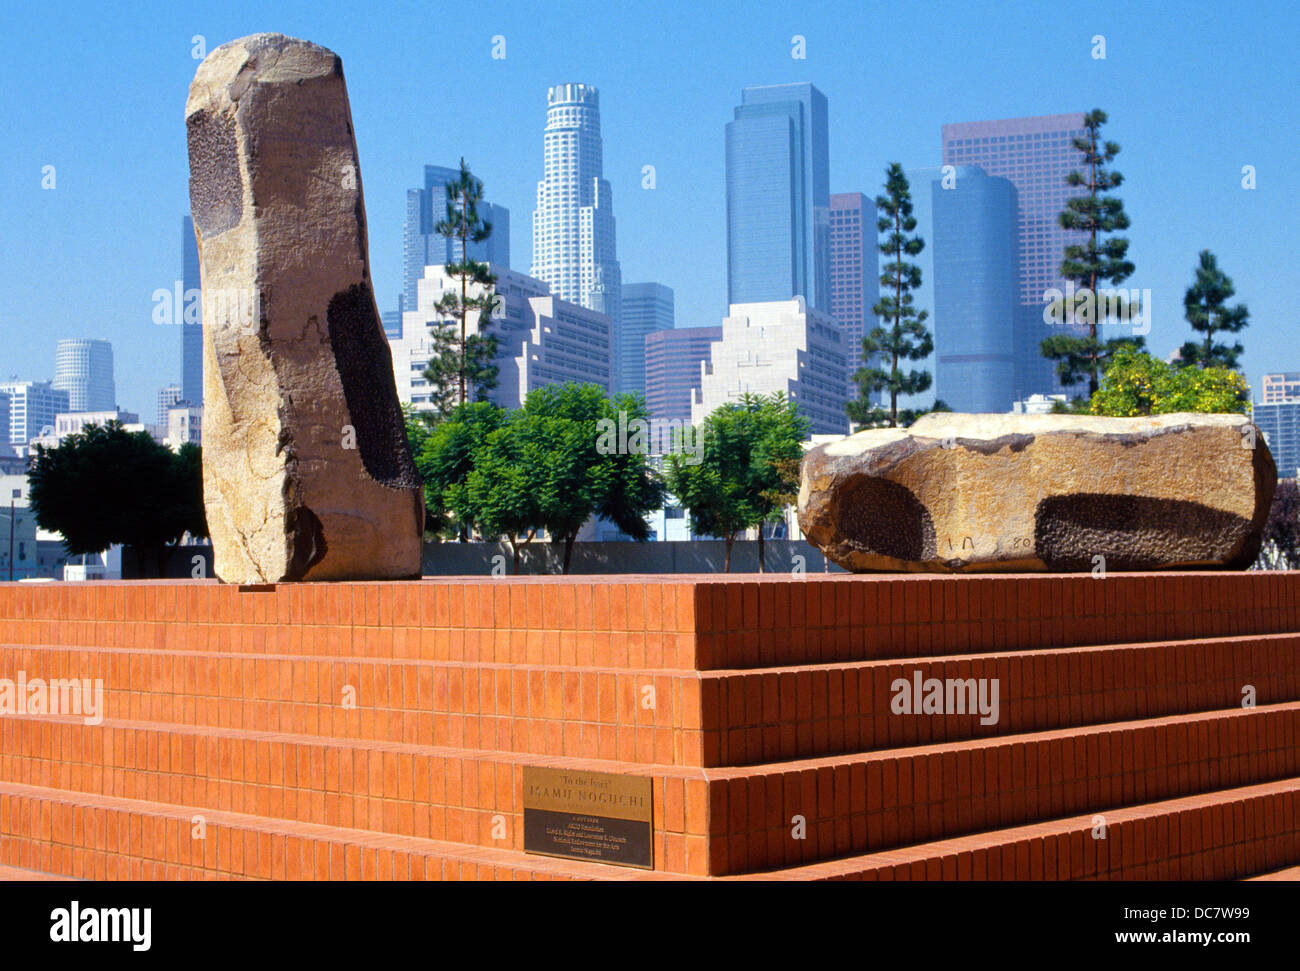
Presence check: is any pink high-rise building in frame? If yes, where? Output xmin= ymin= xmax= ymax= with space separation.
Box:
xmin=1262 ymin=373 xmax=1300 ymax=404
xmin=828 ymin=193 xmax=879 ymax=390
xmin=942 ymin=113 xmax=1089 ymax=398
xmin=645 ymin=326 xmax=722 ymax=426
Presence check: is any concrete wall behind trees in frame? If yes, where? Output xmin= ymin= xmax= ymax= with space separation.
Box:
xmin=421 ymin=539 xmax=844 ymax=576
xmin=127 ymin=540 xmax=845 ymax=579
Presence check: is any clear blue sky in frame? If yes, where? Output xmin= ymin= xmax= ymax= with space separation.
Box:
xmin=1 ymin=0 xmax=1296 ymax=419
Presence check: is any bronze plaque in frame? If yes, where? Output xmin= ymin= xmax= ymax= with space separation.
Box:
xmin=522 ymin=767 xmax=653 ymax=869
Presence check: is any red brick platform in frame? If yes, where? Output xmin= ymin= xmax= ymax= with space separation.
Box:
xmin=1 ymin=572 xmax=1298 ymax=880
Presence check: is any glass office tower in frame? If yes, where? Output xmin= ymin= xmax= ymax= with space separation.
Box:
xmin=181 ymin=215 xmax=203 ymax=407
xmin=725 ymin=83 xmax=830 ymax=311
xmin=404 ymin=164 xmax=510 ymax=313
xmin=931 ymin=169 xmax=1019 ymax=412
xmin=53 ymin=338 xmax=115 ymax=413
xmin=942 ymin=113 xmax=1089 ymax=399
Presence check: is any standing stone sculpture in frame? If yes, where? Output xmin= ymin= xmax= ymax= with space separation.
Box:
xmin=186 ymin=33 xmax=424 ymax=583
xmin=799 ymin=412 xmax=1275 ymax=573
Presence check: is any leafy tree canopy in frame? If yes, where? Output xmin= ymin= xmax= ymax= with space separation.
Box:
xmin=1089 ymin=346 xmax=1249 ymax=417
xmin=27 ymin=422 xmax=208 ymax=570
xmin=666 ymin=392 xmax=809 ymax=571
xmin=407 ymin=384 xmax=665 ymax=572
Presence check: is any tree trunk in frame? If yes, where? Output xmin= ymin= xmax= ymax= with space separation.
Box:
xmin=130 ymin=543 xmax=165 ymax=579
xmin=562 ymin=533 xmax=576 ymax=575
xmin=723 ymin=534 xmax=734 ymax=573
xmin=757 ymin=527 xmax=766 ymax=574
xmin=892 ymin=206 xmax=903 ymax=426
xmin=1088 ymin=125 xmax=1100 ymax=396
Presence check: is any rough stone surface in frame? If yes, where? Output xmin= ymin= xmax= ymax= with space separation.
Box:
xmin=186 ymin=33 xmax=423 ymax=583
xmin=798 ymin=412 xmax=1276 ymax=573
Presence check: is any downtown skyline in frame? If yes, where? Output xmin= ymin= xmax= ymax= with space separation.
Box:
xmin=1 ymin=0 xmax=1295 ymax=421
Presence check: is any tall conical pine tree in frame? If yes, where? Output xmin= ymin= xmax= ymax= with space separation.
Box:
xmin=1040 ymin=109 xmax=1143 ymax=396
xmin=423 ymin=158 xmax=501 ymax=419
xmin=847 ymin=163 xmax=933 ymax=428
xmin=1177 ymin=249 xmax=1248 ymax=369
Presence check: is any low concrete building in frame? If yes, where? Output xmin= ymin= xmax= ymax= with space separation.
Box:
xmin=165 ymin=405 xmax=203 ymax=448
xmin=691 ymin=298 xmax=849 ymax=435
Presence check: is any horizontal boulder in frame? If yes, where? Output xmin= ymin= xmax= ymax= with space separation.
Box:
xmin=797 ymin=412 xmax=1276 ymax=573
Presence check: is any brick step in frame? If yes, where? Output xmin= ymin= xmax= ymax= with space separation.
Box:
xmin=704 ymin=633 xmax=1300 ymax=765
xmin=1243 ymin=864 xmax=1300 ymax=880
xmin=0 ymin=780 xmax=686 ymax=881
xmin=692 ymin=572 xmax=1298 ymax=668
xmin=0 ymin=714 xmax=711 ymax=875
xmin=5 ymin=703 xmax=1298 ymax=877
xmin=700 ymin=702 xmax=1300 ymax=874
xmin=3 ymin=574 xmax=1296 ymax=672
xmin=0 ymin=643 xmax=704 ymax=765
xmin=6 ymin=633 xmax=1298 ymax=768
xmin=726 ymin=776 xmax=1300 ymax=880
xmin=0 ymin=863 xmax=72 ymax=880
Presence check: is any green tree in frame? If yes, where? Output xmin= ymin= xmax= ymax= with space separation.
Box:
xmin=409 ymin=385 xmax=665 ymax=573
xmin=666 ymin=392 xmax=809 ymax=572
xmin=423 ymin=158 xmax=501 ymax=416
xmin=1089 ymin=346 xmax=1249 ymax=417
xmin=27 ymin=422 xmax=209 ymax=577
xmin=1049 ymin=397 xmax=1094 ymax=415
xmin=1177 ymin=249 xmax=1249 ymax=369
xmin=1041 ymin=109 xmax=1143 ymax=396
xmin=524 ymin=384 xmax=665 ymax=574
xmin=408 ymin=401 xmax=506 ymax=540
xmin=849 ymin=163 xmax=933 ymax=428
xmin=464 ymin=414 xmax=549 ymax=571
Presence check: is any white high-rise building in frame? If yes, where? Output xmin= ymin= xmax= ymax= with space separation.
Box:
xmin=692 ymin=299 xmax=849 ymax=436
xmin=531 ymin=83 xmax=622 ymax=390
xmin=157 ymin=384 xmax=183 ymax=426
xmin=0 ymin=381 xmax=70 ymax=446
xmin=390 ymin=265 xmax=612 ymax=413
xmin=53 ymin=338 xmax=115 ymax=412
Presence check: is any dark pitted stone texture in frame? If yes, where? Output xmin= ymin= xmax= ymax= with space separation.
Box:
xmin=798 ymin=412 xmax=1275 ymax=573
xmin=186 ymin=33 xmax=422 ymax=583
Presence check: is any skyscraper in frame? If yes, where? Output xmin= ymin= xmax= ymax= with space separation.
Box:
xmin=644 ymin=326 xmax=722 ymax=425
xmin=931 ymin=168 xmax=1020 ymax=412
xmin=1261 ymin=373 xmax=1300 ymax=404
xmin=0 ymin=381 xmax=69 ymax=445
xmin=619 ymin=283 xmax=674 ymax=397
xmin=380 ymin=307 xmax=402 ymax=341
xmin=531 ymin=83 xmax=622 ymax=389
xmin=1254 ymin=401 xmax=1300 ymax=481
xmin=725 ymin=83 xmax=830 ymax=310
xmin=942 ymin=113 xmax=1089 ymax=399
xmin=157 ymin=384 xmax=183 ymax=426
xmin=181 ymin=215 xmax=203 ymax=407
xmin=403 ymin=164 xmax=510 ymax=313
xmin=53 ymin=339 xmax=115 ymax=412
xmin=828 ymin=193 xmax=879 ymax=388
